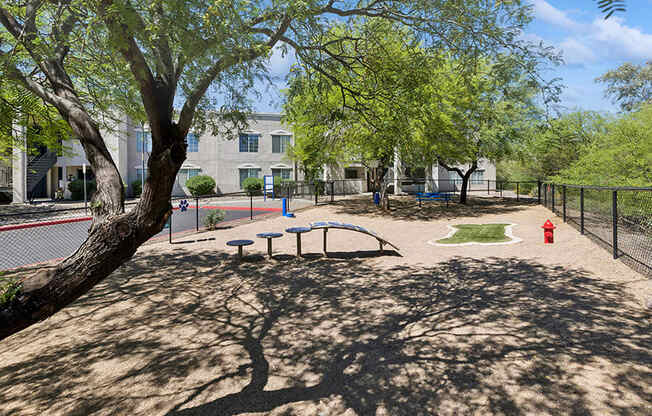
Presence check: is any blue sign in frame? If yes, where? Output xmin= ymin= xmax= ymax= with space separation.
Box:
xmin=179 ymin=199 xmax=189 ymax=212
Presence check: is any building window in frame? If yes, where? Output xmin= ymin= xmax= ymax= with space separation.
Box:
xmin=239 ymin=134 xmax=259 ymax=152
xmin=136 ymin=168 xmax=148 ymax=182
xmin=471 ymin=170 xmax=484 ymax=184
xmin=176 ymin=168 xmax=201 ymax=187
xmin=272 ymin=135 xmax=291 ymax=153
xmin=272 ymin=168 xmax=292 ymax=180
xmin=136 ymin=131 xmax=152 ymax=152
xmin=239 ymin=168 xmax=261 ymax=188
xmin=344 ymin=168 xmax=360 ymax=179
xmin=186 ymin=133 xmax=199 ymax=152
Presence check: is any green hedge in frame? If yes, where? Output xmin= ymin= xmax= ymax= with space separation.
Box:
xmin=186 ymin=175 xmax=216 ymax=196
xmin=68 ymin=179 xmax=96 ymax=201
xmin=131 ymin=180 xmax=142 ymax=197
xmin=243 ymin=177 xmax=263 ymax=195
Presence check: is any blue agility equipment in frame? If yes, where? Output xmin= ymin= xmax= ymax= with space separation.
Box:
xmin=256 ymin=232 xmax=283 ymax=257
xmin=416 ymin=192 xmax=453 ymax=207
xmin=179 ymin=199 xmax=189 ymax=212
xmin=310 ymin=221 xmax=399 ymax=253
xmin=373 ymin=192 xmax=380 ymax=205
xmin=285 ymin=227 xmax=312 ymax=256
xmin=226 ymin=239 xmax=254 ymax=260
xmin=282 ymin=198 xmax=295 ymax=218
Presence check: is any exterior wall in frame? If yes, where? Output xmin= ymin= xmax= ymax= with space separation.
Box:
xmin=207 ymin=113 xmax=297 ymax=195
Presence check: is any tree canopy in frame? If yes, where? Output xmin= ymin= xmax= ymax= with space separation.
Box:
xmin=596 ymin=61 xmax=652 ymax=112
xmin=0 ymin=0 xmax=557 ymax=340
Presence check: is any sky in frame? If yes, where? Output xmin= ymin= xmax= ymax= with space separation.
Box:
xmin=258 ymin=0 xmax=652 ymax=114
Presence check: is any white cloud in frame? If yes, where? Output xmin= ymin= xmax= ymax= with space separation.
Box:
xmin=527 ymin=1 xmax=652 ymax=65
xmin=531 ymin=0 xmax=582 ymax=31
xmin=558 ymin=38 xmax=596 ymax=65
xmin=267 ymin=43 xmax=296 ymax=76
xmin=590 ymin=17 xmax=652 ymax=60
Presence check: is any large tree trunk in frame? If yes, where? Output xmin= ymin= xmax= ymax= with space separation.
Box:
xmin=0 ymin=123 xmax=186 ymax=341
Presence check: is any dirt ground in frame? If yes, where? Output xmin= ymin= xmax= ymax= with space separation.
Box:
xmin=1 ymin=196 xmax=650 ymax=416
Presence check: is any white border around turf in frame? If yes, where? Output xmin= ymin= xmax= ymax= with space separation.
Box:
xmin=427 ymin=223 xmax=523 ymax=247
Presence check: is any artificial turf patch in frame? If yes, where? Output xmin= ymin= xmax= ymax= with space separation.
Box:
xmin=437 ymin=223 xmax=512 ymax=244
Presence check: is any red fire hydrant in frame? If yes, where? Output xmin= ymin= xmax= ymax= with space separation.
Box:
xmin=542 ymin=219 xmax=555 ymax=244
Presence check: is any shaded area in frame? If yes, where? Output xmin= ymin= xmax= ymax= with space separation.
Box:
xmin=331 ymin=195 xmax=537 ymax=222
xmin=0 ymin=252 xmax=649 ymax=415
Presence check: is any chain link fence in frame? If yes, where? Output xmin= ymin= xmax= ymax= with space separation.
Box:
xmin=0 ymin=192 xmax=304 ymax=270
xmin=541 ymin=183 xmax=652 ymax=276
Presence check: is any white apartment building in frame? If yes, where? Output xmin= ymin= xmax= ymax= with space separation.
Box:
xmin=10 ymin=113 xmax=300 ymax=202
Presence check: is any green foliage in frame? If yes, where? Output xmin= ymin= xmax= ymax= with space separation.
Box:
xmin=131 ymin=180 xmax=142 ymax=197
xmin=68 ymin=179 xmax=97 ymax=201
xmin=596 ymin=61 xmax=652 ymax=112
xmin=0 ymin=83 xmax=71 ymax=162
xmin=0 ymin=274 xmax=22 ymax=306
xmin=552 ymin=104 xmax=652 ymax=187
xmin=508 ymin=111 xmax=607 ymax=180
xmin=203 ymin=209 xmax=225 ymax=230
xmin=242 ymin=177 xmax=263 ymax=195
xmin=185 ymin=175 xmax=216 ymax=196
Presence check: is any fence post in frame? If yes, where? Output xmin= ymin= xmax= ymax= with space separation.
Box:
xmin=544 ymin=183 xmax=547 ymax=207
xmin=315 ymin=183 xmax=318 ymax=205
xmin=169 ymin=199 xmax=172 ymax=244
xmin=331 ymin=181 xmax=334 ymax=203
xmin=487 ymin=180 xmax=490 ymax=195
xmin=250 ymin=194 xmax=253 ymax=220
xmin=537 ymin=180 xmax=541 ymax=204
xmin=500 ymin=182 xmax=503 ymax=198
xmin=552 ymin=184 xmax=555 ymax=212
xmin=562 ymin=185 xmax=566 ymax=222
xmin=196 ymin=197 xmax=199 ymax=232
xmin=580 ymin=187 xmax=584 ymax=235
xmin=612 ymin=190 xmax=618 ymax=259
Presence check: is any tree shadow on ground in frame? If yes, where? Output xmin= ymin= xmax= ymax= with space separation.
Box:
xmin=0 ymin=250 xmax=649 ymax=415
xmin=330 ymin=195 xmax=538 ymax=221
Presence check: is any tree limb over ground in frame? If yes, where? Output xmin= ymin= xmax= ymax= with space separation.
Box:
xmin=1 ymin=0 xmax=554 ymax=341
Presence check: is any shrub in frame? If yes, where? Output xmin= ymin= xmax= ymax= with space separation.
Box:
xmin=243 ymin=177 xmax=263 ymax=195
xmin=131 ymin=180 xmax=142 ymax=197
xmin=68 ymin=179 xmax=96 ymax=200
xmin=186 ymin=175 xmax=216 ymax=196
xmin=203 ymin=209 xmax=225 ymax=230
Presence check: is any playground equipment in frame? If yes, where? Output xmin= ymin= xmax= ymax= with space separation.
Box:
xmin=310 ymin=221 xmax=399 ymax=253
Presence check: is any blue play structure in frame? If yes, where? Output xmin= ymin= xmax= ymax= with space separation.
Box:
xmin=416 ymin=191 xmax=453 ymax=207
xmin=282 ymin=198 xmax=295 ymax=217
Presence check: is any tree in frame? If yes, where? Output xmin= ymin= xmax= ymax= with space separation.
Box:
xmin=596 ymin=62 xmax=652 ymax=112
xmin=0 ymin=0 xmax=548 ymax=340
xmin=507 ymin=111 xmax=607 ymax=181
xmin=553 ymin=104 xmax=652 ymax=186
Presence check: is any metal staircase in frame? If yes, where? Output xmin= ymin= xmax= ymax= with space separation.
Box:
xmin=27 ymin=150 xmax=57 ymax=200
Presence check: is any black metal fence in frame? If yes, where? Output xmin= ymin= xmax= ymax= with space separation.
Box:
xmin=379 ymin=178 xmax=540 ymax=201
xmin=541 ymin=183 xmax=652 ymax=276
xmin=0 ymin=193 xmax=289 ymax=270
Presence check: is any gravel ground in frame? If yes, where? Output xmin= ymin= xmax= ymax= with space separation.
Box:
xmin=1 ymin=196 xmax=649 ymax=416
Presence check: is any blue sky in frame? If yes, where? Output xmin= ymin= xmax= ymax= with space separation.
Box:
xmin=258 ymin=0 xmax=652 ymax=114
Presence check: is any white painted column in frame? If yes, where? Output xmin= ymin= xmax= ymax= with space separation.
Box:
xmin=11 ymin=123 xmax=27 ymax=204
xmin=393 ymin=149 xmax=402 ymax=195
xmin=425 ymin=163 xmax=434 ymax=192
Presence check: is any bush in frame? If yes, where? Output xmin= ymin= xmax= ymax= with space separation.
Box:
xmin=186 ymin=175 xmax=216 ymax=196
xmin=203 ymin=209 xmax=225 ymax=230
xmin=68 ymin=179 xmax=96 ymax=200
xmin=242 ymin=177 xmax=263 ymax=195
xmin=131 ymin=180 xmax=142 ymax=197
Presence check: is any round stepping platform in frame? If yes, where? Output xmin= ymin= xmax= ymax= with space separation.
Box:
xmin=256 ymin=233 xmax=283 ymax=257
xmin=226 ymin=239 xmax=254 ymax=260
xmin=285 ymin=227 xmax=312 ymax=257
